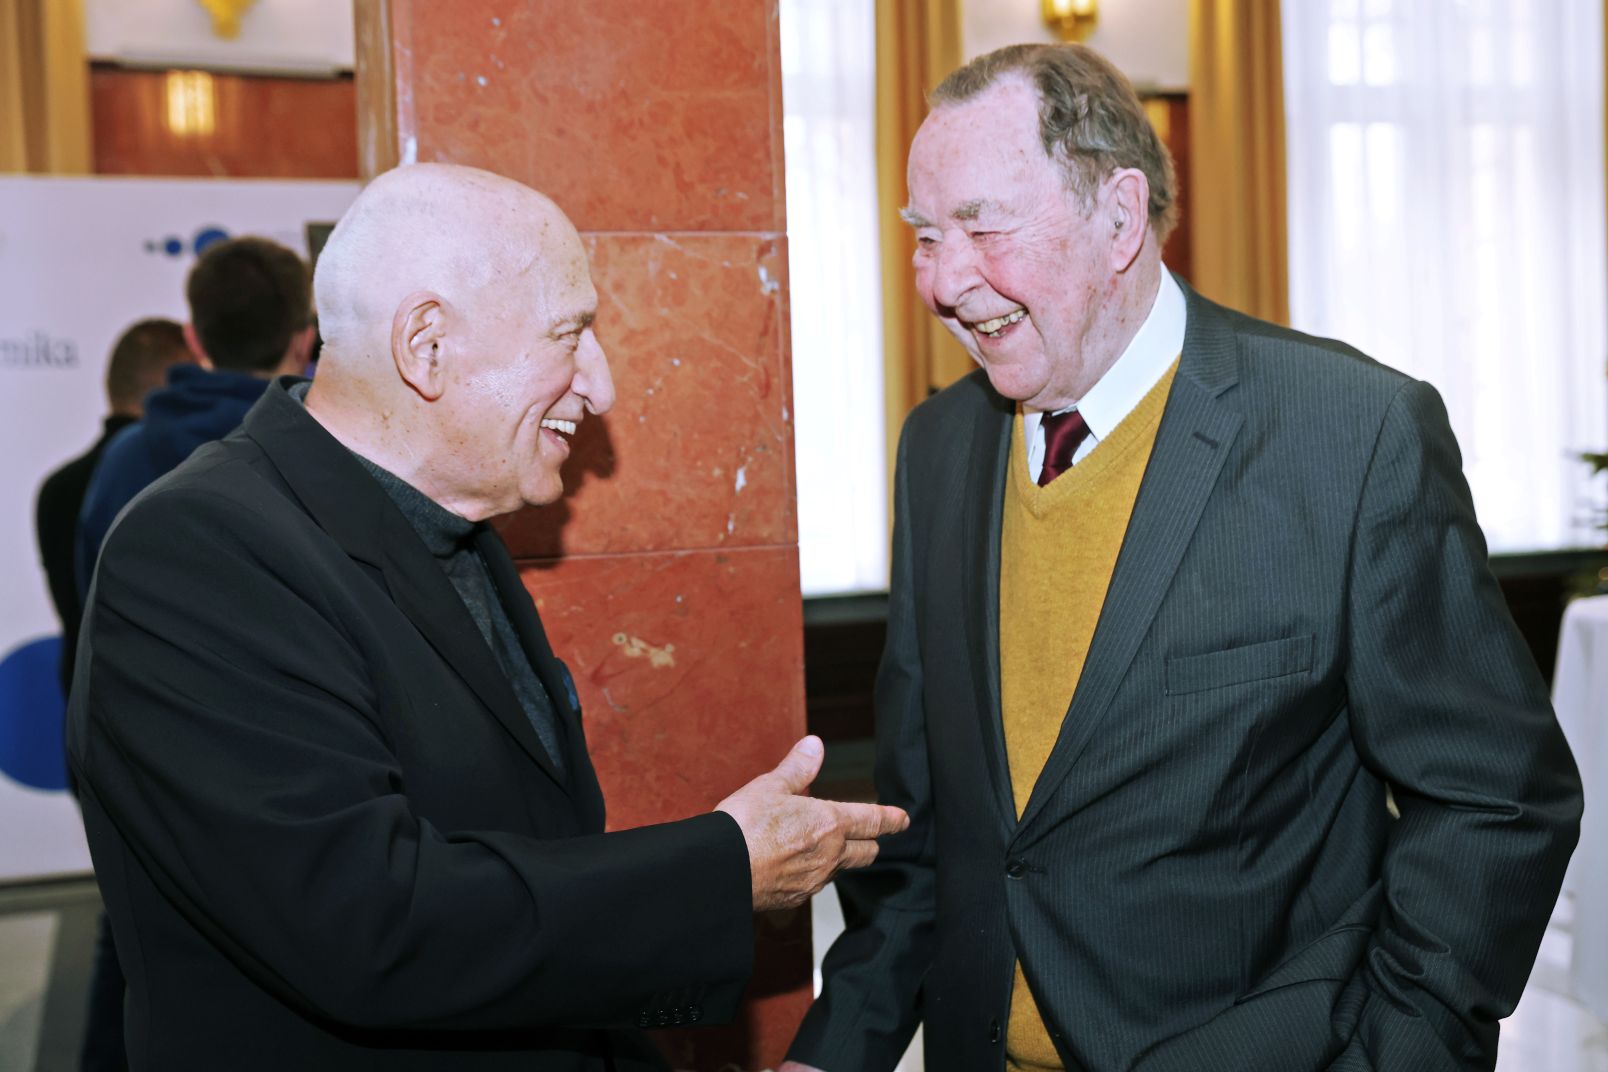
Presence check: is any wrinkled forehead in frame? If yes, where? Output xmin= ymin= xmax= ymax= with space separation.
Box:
xmin=907 ymin=85 xmax=1058 ymax=218
xmin=914 ymin=77 xmax=1041 ymax=150
xmin=486 ymin=222 xmax=597 ymax=328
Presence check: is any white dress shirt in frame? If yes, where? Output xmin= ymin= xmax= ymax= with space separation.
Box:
xmin=1024 ymin=271 xmax=1187 ymax=483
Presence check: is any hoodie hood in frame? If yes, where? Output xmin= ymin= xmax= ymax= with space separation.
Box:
xmin=139 ymin=364 xmax=272 ymax=473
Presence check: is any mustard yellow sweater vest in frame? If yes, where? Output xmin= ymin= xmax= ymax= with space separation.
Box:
xmin=1000 ymin=361 xmax=1178 ymax=1071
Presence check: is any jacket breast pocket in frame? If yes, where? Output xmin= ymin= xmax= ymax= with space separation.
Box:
xmin=1164 ymin=635 xmax=1313 ymax=695
xmin=556 ymin=659 xmax=582 ymax=718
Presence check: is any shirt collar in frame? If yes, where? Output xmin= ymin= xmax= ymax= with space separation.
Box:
xmin=351 ymin=453 xmax=478 ymax=559
xmin=1025 ymin=269 xmax=1187 ymax=441
xmin=287 ymin=380 xmax=478 ymax=559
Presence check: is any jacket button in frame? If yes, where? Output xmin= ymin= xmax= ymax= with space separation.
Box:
xmin=988 ymin=1018 xmax=1002 ymax=1043
xmin=1006 ymin=859 xmax=1026 ymax=879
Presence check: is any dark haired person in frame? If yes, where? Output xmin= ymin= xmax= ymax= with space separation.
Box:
xmin=35 ymin=318 xmax=191 ymax=698
xmin=785 ymin=42 xmax=1580 ymax=1072
xmin=75 ymin=237 xmax=315 ymax=596
xmin=35 ymin=319 xmax=191 ymax=1072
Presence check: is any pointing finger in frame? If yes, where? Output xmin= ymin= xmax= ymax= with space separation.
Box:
xmin=831 ymin=801 xmax=909 ymax=841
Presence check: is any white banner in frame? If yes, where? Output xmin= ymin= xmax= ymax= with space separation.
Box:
xmin=0 ymin=177 xmax=357 ymax=883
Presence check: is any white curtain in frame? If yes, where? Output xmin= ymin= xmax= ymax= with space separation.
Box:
xmin=1283 ymin=0 xmax=1607 ymax=551
xmin=780 ymin=0 xmax=888 ymax=594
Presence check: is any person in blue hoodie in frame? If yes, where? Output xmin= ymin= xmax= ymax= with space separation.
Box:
xmin=76 ymin=237 xmax=315 ymax=604
xmin=69 ymin=235 xmax=312 ymax=1072
xmin=36 ymin=319 xmax=193 ymax=699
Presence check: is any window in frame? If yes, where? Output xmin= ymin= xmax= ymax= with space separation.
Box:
xmin=1284 ymin=0 xmax=1607 ymax=550
xmin=780 ymin=0 xmax=889 ymax=594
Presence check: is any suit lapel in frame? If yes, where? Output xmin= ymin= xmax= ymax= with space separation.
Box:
xmin=242 ymin=379 xmax=566 ymax=786
xmin=1013 ymin=284 xmax=1244 ymax=838
xmin=378 ymin=526 xmax=568 ymax=786
xmin=474 ymin=533 xmax=609 ymax=828
xmin=960 ymin=387 xmax=1019 ymax=837
xmin=474 ymin=528 xmax=584 ymax=761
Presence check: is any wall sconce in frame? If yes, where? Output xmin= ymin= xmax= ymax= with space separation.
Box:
xmin=165 ymin=70 xmax=216 ymax=137
xmin=1042 ymin=0 xmax=1099 ymax=42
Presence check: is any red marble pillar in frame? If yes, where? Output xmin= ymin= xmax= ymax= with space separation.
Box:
xmin=355 ymin=3 xmax=810 ymax=1069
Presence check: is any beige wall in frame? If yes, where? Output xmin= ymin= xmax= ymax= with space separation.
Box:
xmin=963 ymin=0 xmax=1190 ymax=90
xmin=84 ymin=0 xmax=354 ymax=75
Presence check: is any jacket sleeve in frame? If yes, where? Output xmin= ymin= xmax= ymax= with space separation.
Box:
xmin=69 ymin=481 xmax=754 ymax=1033
xmin=1334 ymin=379 xmax=1581 ymax=1069
xmin=787 ymin=419 xmax=939 ymax=1071
xmin=73 ymin=465 xmax=112 ymax=608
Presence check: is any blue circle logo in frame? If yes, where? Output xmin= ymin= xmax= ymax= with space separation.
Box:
xmin=142 ymin=226 xmax=232 ymax=258
xmin=193 ymin=227 xmax=229 ymax=255
xmin=0 ymin=636 xmax=69 ymax=791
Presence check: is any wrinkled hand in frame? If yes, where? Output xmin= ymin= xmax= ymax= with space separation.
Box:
xmin=716 ymin=736 xmax=908 ymax=912
xmin=776 ymin=1063 xmax=826 ymax=1072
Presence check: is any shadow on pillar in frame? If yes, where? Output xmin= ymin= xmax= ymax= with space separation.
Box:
xmin=498 ymin=412 xmax=616 ymax=561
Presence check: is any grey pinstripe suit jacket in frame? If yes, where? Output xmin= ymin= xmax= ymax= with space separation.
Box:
xmin=789 ymin=280 xmax=1582 ymax=1072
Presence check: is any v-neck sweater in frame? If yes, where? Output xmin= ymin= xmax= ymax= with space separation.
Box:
xmin=999 ymin=359 xmax=1178 ymax=1071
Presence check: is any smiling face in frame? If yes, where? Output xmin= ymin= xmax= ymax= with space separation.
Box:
xmin=906 ymin=77 xmax=1122 ymax=410
xmin=305 ymin=165 xmax=621 ymax=521
xmin=438 ymin=222 xmax=614 ymax=516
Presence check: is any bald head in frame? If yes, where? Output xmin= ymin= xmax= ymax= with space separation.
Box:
xmin=305 ymin=163 xmax=613 ymax=521
xmin=314 ymin=163 xmax=580 ymax=372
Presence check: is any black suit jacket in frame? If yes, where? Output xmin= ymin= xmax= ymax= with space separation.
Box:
xmin=67 ymin=380 xmax=754 ymax=1070
xmin=790 ymin=283 xmax=1582 ymax=1072
xmin=35 ymin=414 xmax=136 ymax=696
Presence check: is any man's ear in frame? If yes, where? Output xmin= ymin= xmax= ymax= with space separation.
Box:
xmin=181 ymin=322 xmax=214 ymax=371
xmin=280 ymin=324 xmax=317 ymax=376
xmin=392 ymin=292 xmax=449 ymax=401
xmin=1105 ymin=168 xmax=1151 ymax=271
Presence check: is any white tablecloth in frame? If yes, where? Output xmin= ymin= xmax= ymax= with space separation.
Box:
xmin=1553 ymin=594 xmax=1608 ymax=1021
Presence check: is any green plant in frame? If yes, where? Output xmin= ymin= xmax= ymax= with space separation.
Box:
xmin=1587 ymin=451 xmax=1608 ymax=533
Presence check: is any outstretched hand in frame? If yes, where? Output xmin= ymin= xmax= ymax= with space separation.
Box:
xmin=716 ymin=736 xmax=908 ymax=912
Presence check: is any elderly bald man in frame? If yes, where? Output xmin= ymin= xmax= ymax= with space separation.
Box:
xmin=67 ymin=163 xmax=905 ymax=1071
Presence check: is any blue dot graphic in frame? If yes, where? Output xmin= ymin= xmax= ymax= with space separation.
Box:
xmin=163 ymin=237 xmax=183 ymax=256
xmin=0 ymin=636 xmax=69 ymax=792
xmin=193 ymin=227 xmax=229 ymax=255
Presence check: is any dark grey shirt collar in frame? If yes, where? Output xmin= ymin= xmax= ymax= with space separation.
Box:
xmin=350 ymin=454 xmax=477 ymax=559
xmin=287 ymin=380 xmax=477 ymax=558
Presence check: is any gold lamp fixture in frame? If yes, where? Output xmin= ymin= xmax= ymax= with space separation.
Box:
xmin=197 ymin=0 xmax=258 ymax=39
xmin=1042 ymin=0 xmax=1099 ymax=42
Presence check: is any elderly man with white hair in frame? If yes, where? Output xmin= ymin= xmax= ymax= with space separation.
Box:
xmin=67 ymin=163 xmax=905 ymax=1071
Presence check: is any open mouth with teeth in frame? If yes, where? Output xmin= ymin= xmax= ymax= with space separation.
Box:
xmin=539 ymin=417 xmax=577 ymax=446
xmin=973 ymin=308 xmax=1027 ymax=338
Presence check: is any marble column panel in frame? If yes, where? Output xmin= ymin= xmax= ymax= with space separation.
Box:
xmin=375 ymin=0 xmax=785 ymax=233
xmin=521 ymin=546 xmax=805 ymax=832
xmin=495 ymin=232 xmax=795 ymax=559
xmin=523 ymin=545 xmax=810 ymax=1069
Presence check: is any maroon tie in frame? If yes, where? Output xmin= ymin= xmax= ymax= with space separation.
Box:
xmin=1038 ymin=408 xmax=1091 ymax=487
